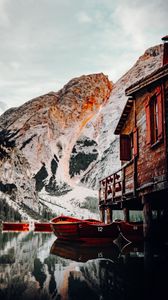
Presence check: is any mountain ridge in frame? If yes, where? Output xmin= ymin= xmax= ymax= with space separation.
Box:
xmin=0 ymin=44 xmax=163 ymax=220
xmin=0 ymin=73 xmax=112 ymax=219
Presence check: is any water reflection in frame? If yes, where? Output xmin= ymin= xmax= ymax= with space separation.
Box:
xmin=0 ymin=231 xmax=167 ymax=300
xmin=50 ymin=239 xmax=120 ymax=262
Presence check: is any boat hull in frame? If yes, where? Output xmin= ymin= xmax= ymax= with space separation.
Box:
xmin=50 ymin=216 xmax=119 ymax=243
xmin=2 ymin=222 xmax=29 ymax=232
xmin=34 ymin=222 xmax=52 ymax=232
xmin=117 ymin=221 xmax=144 ymax=242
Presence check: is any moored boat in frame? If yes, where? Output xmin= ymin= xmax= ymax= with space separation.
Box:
xmin=2 ymin=222 xmax=29 ymax=232
xmin=50 ymin=215 xmax=119 ymax=244
xmin=34 ymin=222 xmax=52 ymax=232
xmin=116 ymin=220 xmax=144 ymax=242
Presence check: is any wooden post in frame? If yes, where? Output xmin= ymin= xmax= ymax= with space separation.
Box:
xmin=98 ymin=183 xmax=101 ymax=204
xmin=112 ymin=174 xmax=115 ymax=201
xmin=133 ymin=156 xmax=137 ymax=197
xmin=143 ymin=201 xmax=152 ymax=239
xmin=106 ymin=207 xmax=113 ymax=224
xmin=122 ymin=167 xmax=125 ymax=196
xmin=123 ymin=207 xmax=130 ymax=222
xmin=100 ymin=207 xmax=105 ymax=223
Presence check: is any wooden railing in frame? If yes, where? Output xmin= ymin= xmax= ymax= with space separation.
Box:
xmin=99 ymin=160 xmax=134 ymax=205
xmin=99 ymin=170 xmax=122 ymax=204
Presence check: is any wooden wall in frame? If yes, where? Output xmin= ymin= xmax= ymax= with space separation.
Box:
xmin=120 ymin=79 xmax=168 ymax=196
xmin=136 ymin=85 xmax=166 ymax=188
xmin=165 ymin=79 xmax=168 ymax=179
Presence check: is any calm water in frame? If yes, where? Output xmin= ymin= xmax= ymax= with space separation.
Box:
xmin=0 ymin=231 xmax=167 ymax=300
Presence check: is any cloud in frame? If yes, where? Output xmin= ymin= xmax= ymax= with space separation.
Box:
xmin=0 ymin=0 xmax=168 ymax=109
xmin=112 ymin=0 xmax=168 ymax=51
xmin=0 ymin=0 xmax=10 ymax=27
xmin=76 ymin=11 xmax=92 ymax=24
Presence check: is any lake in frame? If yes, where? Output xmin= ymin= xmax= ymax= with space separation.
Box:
xmin=0 ymin=230 xmax=167 ymax=300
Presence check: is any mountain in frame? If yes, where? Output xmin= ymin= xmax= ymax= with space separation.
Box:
xmin=0 ymin=44 xmax=163 ymax=220
xmin=0 ymin=73 xmax=112 ymax=219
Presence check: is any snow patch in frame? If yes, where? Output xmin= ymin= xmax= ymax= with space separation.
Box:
xmin=39 ymin=184 xmax=99 ymax=219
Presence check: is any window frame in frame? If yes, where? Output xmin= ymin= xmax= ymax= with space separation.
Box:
xmin=145 ymin=86 xmax=163 ymax=147
xmin=120 ymin=134 xmax=131 ymax=161
xmin=150 ymin=95 xmax=159 ymax=145
xmin=120 ymin=127 xmax=138 ymax=162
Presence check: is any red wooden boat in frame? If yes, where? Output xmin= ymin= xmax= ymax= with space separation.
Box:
xmin=34 ymin=222 xmax=52 ymax=232
xmin=2 ymin=222 xmax=29 ymax=232
xmin=116 ymin=221 xmax=144 ymax=242
xmin=50 ymin=239 xmax=120 ymax=262
xmin=50 ymin=215 xmax=119 ymax=244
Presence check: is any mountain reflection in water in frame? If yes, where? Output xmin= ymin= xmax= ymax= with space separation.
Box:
xmin=0 ymin=231 xmax=167 ymax=300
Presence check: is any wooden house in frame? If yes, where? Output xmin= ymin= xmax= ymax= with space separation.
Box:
xmin=99 ymin=36 xmax=168 ymax=237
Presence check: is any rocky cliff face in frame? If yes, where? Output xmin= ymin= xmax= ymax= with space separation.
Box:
xmin=0 ymin=129 xmax=38 ymax=212
xmin=0 ymin=73 xmax=112 ymax=217
xmin=0 ymin=44 xmax=163 ymax=219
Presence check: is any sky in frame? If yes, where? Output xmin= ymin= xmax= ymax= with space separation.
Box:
xmin=0 ymin=0 xmax=168 ymax=112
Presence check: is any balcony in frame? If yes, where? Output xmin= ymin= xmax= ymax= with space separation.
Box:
xmin=99 ymin=160 xmax=134 ymax=207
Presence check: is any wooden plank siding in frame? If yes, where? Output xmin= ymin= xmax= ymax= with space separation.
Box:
xmin=135 ymin=85 xmax=166 ymax=191
xmin=124 ymin=163 xmax=134 ymax=195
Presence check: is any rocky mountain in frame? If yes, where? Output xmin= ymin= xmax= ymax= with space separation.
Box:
xmin=0 ymin=73 xmax=112 ymax=219
xmin=0 ymin=44 xmax=163 ymax=220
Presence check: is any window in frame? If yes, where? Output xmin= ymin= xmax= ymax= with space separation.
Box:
xmin=145 ymin=87 xmax=163 ymax=146
xmin=120 ymin=128 xmax=138 ymax=161
xmin=120 ymin=134 xmax=131 ymax=161
xmin=150 ymin=95 xmax=159 ymax=144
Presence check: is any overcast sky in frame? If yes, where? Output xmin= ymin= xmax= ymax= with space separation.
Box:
xmin=0 ymin=0 xmax=168 ymax=112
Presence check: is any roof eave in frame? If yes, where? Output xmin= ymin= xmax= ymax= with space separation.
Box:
xmin=125 ymin=63 xmax=168 ymax=96
xmin=114 ymin=98 xmax=134 ymax=135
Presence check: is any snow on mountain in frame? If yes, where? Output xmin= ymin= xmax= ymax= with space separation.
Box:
xmin=39 ymin=184 xmax=99 ymax=219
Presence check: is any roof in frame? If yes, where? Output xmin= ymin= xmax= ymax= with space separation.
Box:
xmin=114 ymin=97 xmax=134 ymax=134
xmin=114 ymin=63 xmax=168 ymax=135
